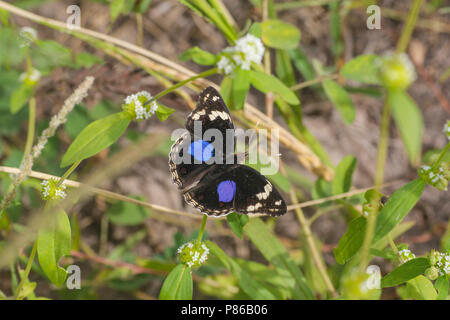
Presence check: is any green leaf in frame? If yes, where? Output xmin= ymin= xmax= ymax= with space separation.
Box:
xmin=17 ymin=281 xmax=36 ymax=300
xmin=435 ymin=275 xmax=449 ymax=300
xmin=159 ymin=264 xmax=193 ymax=300
xmin=248 ymin=22 xmax=262 ymax=38
xmin=243 ymin=218 xmax=315 ymax=299
xmin=322 ymin=80 xmax=355 ymax=124
xmin=406 ymin=275 xmax=438 ymax=300
xmin=340 ymin=54 xmax=382 ymax=85
xmin=107 ymin=196 xmax=150 ymax=225
xmin=61 ymin=112 xmax=131 ymax=167
xmin=334 ymin=216 xmax=366 ymax=264
xmin=373 ymin=179 xmax=426 ymax=243
xmin=231 ymin=68 xmax=250 ymax=110
xmin=388 ymin=90 xmax=424 ymax=166
xmin=10 ymin=82 xmax=33 ymax=114
xmin=381 ymin=258 xmax=430 ymax=288
xmin=332 ymin=155 xmax=357 ymax=194
xmin=334 ymin=179 xmax=425 ymax=264
xmin=207 ymin=241 xmax=279 ymax=299
xmin=37 ymin=210 xmax=71 ymax=287
xmin=226 ymin=212 xmax=249 ymax=239
xmin=276 ymin=49 xmax=296 ymax=87
xmin=249 ymin=70 xmax=299 ymax=105
xmin=32 ymin=40 xmax=73 ymax=72
xmin=220 ymin=76 xmax=233 ymax=106
xmin=74 ymin=52 xmax=103 ymax=69
xmin=261 ymin=19 xmax=300 ymax=50
xmin=179 ymin=46 xmax=218 ymax=66
xmin=110 ymin=0 xmax=126 ymax=22
xmin=155 ymin=103 xmax=175 ymax=121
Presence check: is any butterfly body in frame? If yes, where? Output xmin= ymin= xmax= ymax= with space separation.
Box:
xmin=169 ymin=87 xmax=286 ymax=217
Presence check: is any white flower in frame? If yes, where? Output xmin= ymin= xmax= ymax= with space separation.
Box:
xmin=123 ymin=91 xmax=158 ymax=120
xmin=19 ymin=68 xmax=41 ymax=84
xmin=40 ymin=178 xmax=66 ymax=200
xmin=444 ymin=121 xmax=450 ymax=140
xmin=217 ymin=34 xmax=265 ymax=75
xmin=177 ymin=240 xmax=209 ymax=268
xmin=20 ymin=26 xmax=38 ymax=42
xmin=399 ymin=249 xmax=415 ymax=264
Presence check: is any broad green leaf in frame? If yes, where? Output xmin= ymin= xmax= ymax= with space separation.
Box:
xmin=179 ymin=46 xmax=218 ymax=66
xmin=435 ymin=275 xmax=449 ymax=300
xmin=261 ymin=19 xmax=300 ymax=50
xmin=332 ymin=155 xmax=357 ymax=194
xmin=381 ymin=258 xmax=430 ymax=288
xmin=406 ymin=275 xmax=438 ymax=300
xmin=249 ymin=70 xmax=299 ymax=105
xmin=388 ymin=90 xmax=423 ymax=166
xmin=243 ymin=218 xmax=314 ymax=299
xmin=37 ymin=210 xmax=71 ymax=287
xmin=61 ymin=111 xmax=131 ymax=167
xmin=334 ymin=216 xmax=366 ymax=264
xmin=107 ymin=196 xmax=150 ymax=225
xmin=226 ymin=212 xmax=249 ymax=239
xmin=231 ymin=68 xmax=250 ymax=110
xmin=10 ymin=82 xmax=33 ymax=114
xmin=207 ymin=241 xmax=278 ymax=299
xmin=248 ymin=22 xmax=262 ymax=38
xmin=159 ymin=264 xmax=193 ymax=300
xmin=322 ymin=80 xmax=355 ymax=124
xmin=155 ymin=103 xmax=175 ymax=121
xmin=340 ymin=54 xmax=382 ymax=85
xmin=373 ymin=179 xmax=426 ymax=243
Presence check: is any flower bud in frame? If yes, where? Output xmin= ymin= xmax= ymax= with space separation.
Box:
xmin=378 ymin=53 xmax=416 ymax=91
xmin=424 ymin=267 xmax=439 ymax=281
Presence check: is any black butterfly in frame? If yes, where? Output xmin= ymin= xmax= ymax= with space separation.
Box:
xmin=169 ymin=87 xmax=286 ymax=217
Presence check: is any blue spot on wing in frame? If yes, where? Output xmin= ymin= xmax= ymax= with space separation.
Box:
xmin=188 ymin=140 xmax=214 ymax=162
xmin=217 ymin=180 xmax=236 ymax=203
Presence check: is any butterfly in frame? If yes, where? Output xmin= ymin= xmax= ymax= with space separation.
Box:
xmin=169 ymin=86 xmax=286 ymax=217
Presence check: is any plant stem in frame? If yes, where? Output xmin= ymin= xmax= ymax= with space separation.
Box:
xmin=197 ymin=214 xmax=208 ymax=243
xmin=431 ymin=142 xmax=450 ymax=170
xmin=14 ymin=241 xmax=37 ymax=299
xmin=396 ymin=0 xmax=424 ymax=53
xmin=374 ymin=99 xmax=391 ymax=187
xmin=57 ymin=160 xmax=81 ymax=187
xmin=150 ymin=68 xmax=218 ymax=103
xmin=23 ymin=96 xmax=36 ymax=159
xmin=136 ymin=13 xmax=143 ymax=47
xmin=290 ymin=74 xmax=338 ymax=91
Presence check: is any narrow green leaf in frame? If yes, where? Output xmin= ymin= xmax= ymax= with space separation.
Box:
xmin=334 ymin=216 xmax=366 ymax=265
xmin=248 ymin=22 xmax=262 ymax=38
xmin=231 ymin=68 xmax=250 ymax=110
xmin=322 ymin=80 xmax=355 ymax=124
xmin=388 ymin=90 xmax=424 ymax=166
xmin=220 ymin=76 xmax=233 ymax=106
xmin=179 ymin=46 xmax=218 ymax=66
xmin=406 ymin=275 xmax=438 ymax=300
xmin=159 ymin=264 xmax=193 ymax=300
xmin=243 ymin=218 xmax=314 ymax=299
xmin=249 ymin=70 xmax=299 ymax=105
xmin=276 ymin=50 xmax=296 ymax=87
xmin=61 ymin=112 xmax=131 ymax=167
xmin=332 ymin=155 xmax=357 ymax=194
xmin=10 ymin=82 xmax=33 ymax=114
xmin=381 ymin=258 xmax=430 ymax=288
xmin=207 ymin=241 xmax=278 ymax=299
xmin=226 ymin=212 xmax=249 ymax=239
xmin=373 ymin=179 xmax=426 ymax=243
xmin=37 ymin=210 xmax=71 ymax=287
xmin=340 ymin=54 xmax=382 ymax=85
xmin=261 ymin=19 xmax=300 ymax=50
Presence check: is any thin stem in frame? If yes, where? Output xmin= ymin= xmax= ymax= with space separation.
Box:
xmin=197 ymin=214 xmax=208 ymax=243
xmin=136 ymin=13 xmax=143 ymax=47
xmin=290 ymin=74 xmax=338 ymax=91
xmin=431 ymin=142 xmax=450 ymax=171
xmin=374 ymin=99 xmax=391 ymax=187
xmin=396 ymin=0 xmax=424 ymax=53
xmin=14 ymin=241 xmax=37 ymax=299
xmin=23 ymin=96 xmax=36 ymax=159
xmin=57 ymin=160 xmax=81 ymax=187
xmin=149 ymin=68 xmax=218 ymax=103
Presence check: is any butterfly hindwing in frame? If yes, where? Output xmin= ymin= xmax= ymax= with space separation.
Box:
xmin=184 ymin=165 xmax=286 ymax=217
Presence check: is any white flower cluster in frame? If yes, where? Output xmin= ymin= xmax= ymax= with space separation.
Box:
xmin=436 ymin=252 xmax=450 ymax=276
xmin=444 ymin=121 xmax=450 ymax=140
xmin=217 ymin=34 xmax=265 ymax=75
xmin=19 ymin=26 xmax=38 ymax=48
xmin=41 ymin=179 xmax=66 ymax=200
xmin=418 ymin=164 xmax=448 ymax=191
xmin=177 ymin=241 xmax=209 ymax=268
xmin=399 ymin=249 xmax=415 ymax=264
xmin=123 ymin=91 xmax=158 ymax=120
xmin=19 ymin=68 xmax=41 ymax=84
